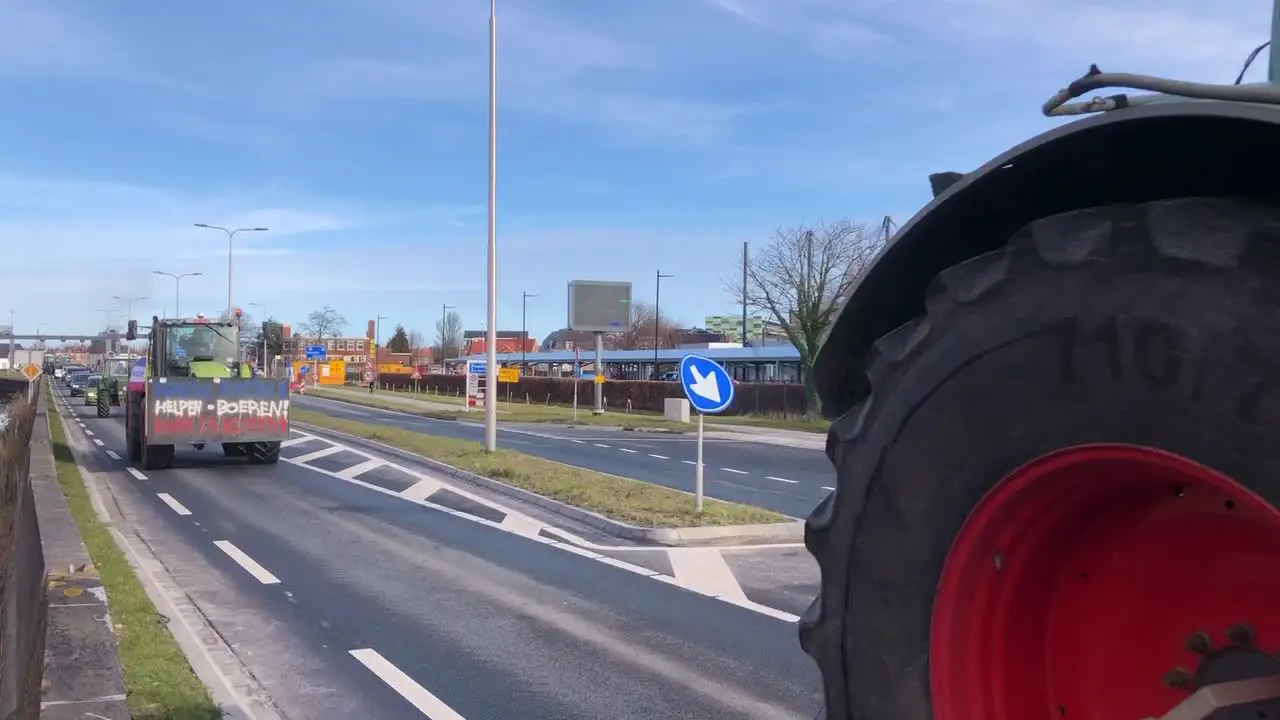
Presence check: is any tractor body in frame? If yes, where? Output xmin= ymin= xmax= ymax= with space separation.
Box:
xmin=803 ymin=17 xmax=1280 ymax=720
xmin=124 ymin=315 xmax=289 ymax=469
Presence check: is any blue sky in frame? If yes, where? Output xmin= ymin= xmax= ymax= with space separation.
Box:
xmin=0 ymin=0 xmax=1270 ymax=343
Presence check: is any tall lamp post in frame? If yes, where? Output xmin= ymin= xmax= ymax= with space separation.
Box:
xmin=249 ymin=302 xmax=268 ymax=372
xmin=193 ymin=224 xmax=268 ymax=317
xmin=152 ymin=271 xmax=202 ymax=317
xmin=484 ymin=0 xmax=499 ymax=452
xmin=521 ymin=290 xmax=537 ymax=374
xmin=654 ymin=270 xmax=673 ymax=377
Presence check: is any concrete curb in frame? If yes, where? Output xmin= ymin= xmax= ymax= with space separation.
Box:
xmin=293 ymin=421 xmax=805 ymax=547
xmin=31 ymin=388 xmax=130 ymax=719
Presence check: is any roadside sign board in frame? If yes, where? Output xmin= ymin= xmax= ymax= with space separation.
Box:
xmin=20 ymin=364 xmax=41 ymax=381
xmin=305 ymin=344 xmax=326 ymax=360
xmin=361 ymin=361 xmax=375 ymax=383
xmin=497 ymin=367 xmax=519 ymax=383
xmin=678 ymin=354 xmax=735 ymax=414
xmin=594 ymin=373 xmax=605 ymax=385
xmin=411 ymin=370 xmax=423 ymax=380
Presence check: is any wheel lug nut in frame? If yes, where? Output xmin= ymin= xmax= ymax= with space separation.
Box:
xmin=1162 ymin=667 xmax=1193 ymax=690
xmin=1226 ymin=624 xmax=1255 ymax=647
xmin=1185 ymin=632 xmax=1213 ymax=655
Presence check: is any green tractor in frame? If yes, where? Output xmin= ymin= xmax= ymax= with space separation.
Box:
xmin=124 ymin=314 xmax=290 ymax=470
xmin=801 ymin=24 xmax=1280 ymax=720
xmin=92 ymin=357 xmax=130 ymax=418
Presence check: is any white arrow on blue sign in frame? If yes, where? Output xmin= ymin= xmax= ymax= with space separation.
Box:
xmin=678 ymin=354 xmax=735 ymax=414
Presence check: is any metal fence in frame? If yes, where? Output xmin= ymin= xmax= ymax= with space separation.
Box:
xmin=0 ymin=378 xmax=48 ymax=720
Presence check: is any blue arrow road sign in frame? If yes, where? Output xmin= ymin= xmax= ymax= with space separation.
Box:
xmin=678 ymin=354 xmax=735 ymax=415
xmin=305 ymin=344 xmax=326 ymax=359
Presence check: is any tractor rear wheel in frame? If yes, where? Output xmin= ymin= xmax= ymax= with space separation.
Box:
xmin=222 ymin=443 xmax=246 ymax=457
xmin=96 ymin=390 xmax=110 ymax=418
xmin=246 ymin=441 xmax=280 ymax=465
xmin=801 ymin=197 xmax=1280 ymax=719
xmin=126 ymin=395 xmax=143 ymax=462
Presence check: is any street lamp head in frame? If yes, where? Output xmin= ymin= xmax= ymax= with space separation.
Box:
xmin=250 ymin=227 xmax=269 ymax=232
xmin=193 ymin=223 xmax=210 ymax=228
xmin=190 ymin=271 xmax=204 ymax=277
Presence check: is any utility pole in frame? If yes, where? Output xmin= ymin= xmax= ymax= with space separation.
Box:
xmin=7 ymin=309 xmax=13 ymax=366
xmin=484 ymin=0 xmax=499 ymax=451
xmin=375 ymin=314 xmax=388 ymax=388
xmin=654 ymin=270 xmax=673 ymax=378
xmin=741 ymin=241 xmax=749 ymax=347
xmin=521 ymin=290 xmax=538 ymax=374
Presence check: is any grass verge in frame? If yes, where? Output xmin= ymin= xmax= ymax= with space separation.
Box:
xmin=291 ymin=408 xmax=787 ymax=528
xmin=45 ymin=387 xmax=224 ymax=719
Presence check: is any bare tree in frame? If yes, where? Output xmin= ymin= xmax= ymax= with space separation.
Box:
xmin=406 ymin=328 xmax=425 ymax=362
xmin=615 ymin=301 xmax=680 ymax=350
xmin=434 ymin=310 xmax=464 ymax=359
xmin=725 ymin=218 xmax=884 ymax=414
xmin=299 ymin=305 xmax=348 ymax=340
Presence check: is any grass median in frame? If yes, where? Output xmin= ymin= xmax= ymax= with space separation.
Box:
xmin=290 ymin=408 xmax=788 ymax=527
xmin=45 ymin=387 xmax=224 ymax=719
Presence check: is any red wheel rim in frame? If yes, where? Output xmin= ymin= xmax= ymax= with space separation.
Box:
xmin=929 ymin=444 xmax=1280 ymax=719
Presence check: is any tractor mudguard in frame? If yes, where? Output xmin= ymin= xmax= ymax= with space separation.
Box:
xmin=814 ymin=100 xmax=1280 ymax=419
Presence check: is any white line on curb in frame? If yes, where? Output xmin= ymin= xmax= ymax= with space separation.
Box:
xmin=213 ymin=541 xmax=280 ymax=584
xmin=157 ymin=493 xmax=192 ymax=516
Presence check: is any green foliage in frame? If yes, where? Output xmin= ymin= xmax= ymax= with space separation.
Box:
xmin=386 ymin=324 xmax=410 ymax=353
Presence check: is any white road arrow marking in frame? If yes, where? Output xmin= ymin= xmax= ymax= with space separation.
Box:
xmin=688 ymin=365 xmax=721 ymax=403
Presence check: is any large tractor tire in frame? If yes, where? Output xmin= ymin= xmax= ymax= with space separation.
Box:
xmin=246 ymin=441 xmax=281 ymax=465
xmin=802 ymin=197 xmax=1280 ymax=720
xmin=125 ymin=395 xmax=143 ymax=462
xmin=222 ymin=443 xmax=247 ymax=457
xmin=96 ymin=390 xmax=110 ymax=418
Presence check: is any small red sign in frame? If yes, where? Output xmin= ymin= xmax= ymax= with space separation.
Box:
xmin=410 ymin=370 xmax=422 ymax=380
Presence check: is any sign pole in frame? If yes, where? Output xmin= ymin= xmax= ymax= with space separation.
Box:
xmin=677 ymin=353 xmax=734 ymax=515
xmin=695 ymin=412 xmax=704 ymax=513
xmin=572 ymin=346 xmax=580 ymax=422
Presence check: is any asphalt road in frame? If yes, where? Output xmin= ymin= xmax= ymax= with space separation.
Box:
xmin=293 ymin=394 xmax=833 ymax=518
xmin=53 ymin=387 xmax=822 ymax=720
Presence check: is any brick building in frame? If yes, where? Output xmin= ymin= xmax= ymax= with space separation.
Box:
xmin=462 ymin=330 xmax=536 ymax=356
xmin=280 ymin=324 xmax=371 ymax=363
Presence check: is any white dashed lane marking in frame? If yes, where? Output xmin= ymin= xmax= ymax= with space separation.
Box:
xmin=92 ymin=438 xmax=104 ymax=446
xmin=722 ymin=468 xmax=747 ymax=475
xmin=157 ymin=493 xmax=192 ymax=516
xmin=648 ymin=453 xmax=669 ymax=459
xmin=105 ymin=450 xmax=121 ymax=460
xmin=767 ymin=476 xmax=798 ymax=484
xmin=619 ymin=448 xmax=637 ymax=454
xmin=213 ymin=541 xmax=280 ymax=585
xmin=349 ymin=648 xmax=467 ymax=719
xmin=126 ymin=467 xmax=148 ymax=481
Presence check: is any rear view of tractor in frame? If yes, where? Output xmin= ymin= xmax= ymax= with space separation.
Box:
xmin=801 ymin=15 xmax=1280 ymax=720
xmin=124 ymin=314 xmax=289 ymax=470
xmin=95 ymin=357 xmax=130 ymax=418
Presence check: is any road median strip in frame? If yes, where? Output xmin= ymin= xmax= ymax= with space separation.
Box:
xmin=290 ymin=408 xmax=786 ymax=529
xmin=46 ymin=387 xmax=224 ymax=719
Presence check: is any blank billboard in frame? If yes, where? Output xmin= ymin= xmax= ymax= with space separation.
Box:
xmin=567 ymin=280 xmax=632 ymax=333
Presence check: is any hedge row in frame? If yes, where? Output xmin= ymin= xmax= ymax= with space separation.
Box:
xmin=373 ymin=374 xmax=812 ymax=416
